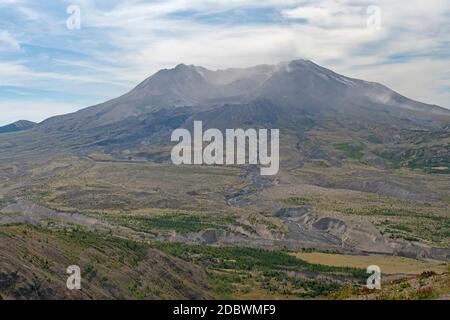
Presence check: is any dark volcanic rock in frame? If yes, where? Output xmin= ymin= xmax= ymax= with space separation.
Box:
xmin=275 ymin=207 xmax=310 ymax=218
xmin=313 ymin=218 xmax=347 ymax=233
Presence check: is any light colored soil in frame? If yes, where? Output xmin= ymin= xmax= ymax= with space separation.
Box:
xmin=293 ymin=252 xmax=449 ymax=275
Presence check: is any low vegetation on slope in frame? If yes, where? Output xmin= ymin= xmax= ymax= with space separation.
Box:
xmin=109 ymin=213 xmax=236 ymax=234
xmin=376 ymin=144 xmax=450 ymax=174
xmin=155 ymin=242 xmax=367 ymax=299
xmin=0 ymin=223 xmax=368 ymax=300
xmin=334 ymin=271 xmax=450 ymax=300
xmin=0 ymin=225 xmax=211 ymax=299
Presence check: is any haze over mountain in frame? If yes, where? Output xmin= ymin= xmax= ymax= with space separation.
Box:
xmin=1 ymin=59 xmax=449 ymax=158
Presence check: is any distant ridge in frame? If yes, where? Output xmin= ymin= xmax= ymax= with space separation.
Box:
xmin=0 ymin=120 xmax=36 ymax=134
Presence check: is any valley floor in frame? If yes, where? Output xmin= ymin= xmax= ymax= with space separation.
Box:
xmin=0 ymin=151 xmax=449 ymax=300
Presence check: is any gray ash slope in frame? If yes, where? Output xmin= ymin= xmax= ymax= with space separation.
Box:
xmin=1 ymin=59 xmax=449 ymax=157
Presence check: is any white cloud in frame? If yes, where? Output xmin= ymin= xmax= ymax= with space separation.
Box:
xmin=0 ymin=31 xmax=21 ymax=51
xmin=0 ymin=61 xmax=130 ymax=88
xmin=0 ymin=100 xmax=82 ymax=126
xmin=282 ymin=7 xmax=331 ymax=23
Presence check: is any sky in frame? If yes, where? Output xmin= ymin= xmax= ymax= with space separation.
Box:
xmin=0 ymin=0 xmax=449 ymax=125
